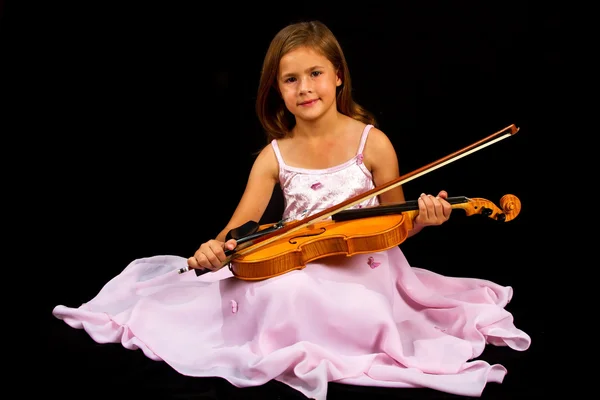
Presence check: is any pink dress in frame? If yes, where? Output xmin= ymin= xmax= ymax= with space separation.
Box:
xmin=52 ymin=125 xmax=530 ymax=399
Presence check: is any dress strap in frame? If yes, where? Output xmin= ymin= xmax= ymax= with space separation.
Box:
xmin=357 ymin=124 xmax=374 ymax=155
xmin=270 ymin=139 xmax=286 ymax=168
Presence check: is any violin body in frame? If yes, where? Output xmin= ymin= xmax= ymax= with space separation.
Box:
xmin=228 ymin=212 xmax=416 ymax=281
xmin=227 ymin=195 xmax=521 ymax=281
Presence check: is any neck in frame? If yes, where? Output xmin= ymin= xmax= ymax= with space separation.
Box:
xmin=293 ymin=111 xmax=343 ymax=139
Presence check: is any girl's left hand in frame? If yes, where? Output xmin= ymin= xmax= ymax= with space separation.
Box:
xmin=414 ymin=190 xmax=452 ymax=226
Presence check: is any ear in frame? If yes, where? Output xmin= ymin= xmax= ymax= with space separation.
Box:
xmin=336 ymin=70 xmax=343 ymax=87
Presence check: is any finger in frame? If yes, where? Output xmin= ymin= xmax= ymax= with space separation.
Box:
xmin=434 ymin=192 xmax=452 ymax=218
xmin=208 ymin=241 xmax=223 ymax=255
xmin=207 ymin=242 xmax=226 ymax=267
xmin=196 ymin=244 xmax=220 ymax=270
xmin=442 ymin=198 xmax=453 ymax=218
xmin=430 ymin=194 xmax=445 ymax=220
xmin=418 ymin=193 xmax=430 ymax=221
xmin=187 ymin=256 xmax=203 ymax=270
xmin=224 ymin=239 xmax=237 ymax=251
xmin=193 ymin=251 xmax=215 ymax=270
xmin=423 ymin=193 xmax=437 ymax=215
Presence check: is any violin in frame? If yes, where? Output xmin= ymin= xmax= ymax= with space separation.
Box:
xmin=224 ymin=194 xmax=521 ymax=280
xmin=180 ymin=124 xmax=521 ymax=280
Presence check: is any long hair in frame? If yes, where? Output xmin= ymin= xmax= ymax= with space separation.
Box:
xmin=256 ymin=21 xmax=376 ymax=142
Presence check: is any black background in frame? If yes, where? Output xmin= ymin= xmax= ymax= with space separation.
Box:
xmin=3 ymin=1 xmax=560 ymax=398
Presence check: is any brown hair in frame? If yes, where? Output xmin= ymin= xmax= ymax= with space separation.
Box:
xmin=256 ymin=20 xmax=377 ymax=142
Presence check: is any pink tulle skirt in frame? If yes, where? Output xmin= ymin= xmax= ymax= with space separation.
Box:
xmin=53 ymin=247 xmax=530 ymax=399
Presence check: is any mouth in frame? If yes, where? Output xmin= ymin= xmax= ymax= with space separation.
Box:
xmin=298 ymin=99 xmax=319 ymax=106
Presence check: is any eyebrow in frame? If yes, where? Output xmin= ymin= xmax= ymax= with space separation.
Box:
xmin=280 ymin=65 xmax=326 ymax=79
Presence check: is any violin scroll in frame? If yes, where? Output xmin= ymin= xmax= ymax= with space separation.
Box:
xmin=460 ymin=194 xmax=521 ymax=222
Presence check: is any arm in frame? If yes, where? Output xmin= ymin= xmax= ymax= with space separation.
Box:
xmin=215 ymin=145 xmax=279 ymax=242
xmin=363 ymin=127 xmax=451 ymax=238
xmin=189 ymin=144 xmax=279 ymax=270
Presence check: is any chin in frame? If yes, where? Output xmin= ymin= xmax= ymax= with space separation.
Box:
xmin=296 ymin=108 xmax=328 ymax=120
xmin=297 ymin=114 xmax=325 ymax=122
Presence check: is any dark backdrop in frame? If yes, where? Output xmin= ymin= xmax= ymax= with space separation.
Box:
xmin=2 ymin=1 xmax=558 ymax=398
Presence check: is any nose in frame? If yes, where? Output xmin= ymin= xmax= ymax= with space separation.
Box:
xmin=298 ymin=77 xmax=312 ymax=94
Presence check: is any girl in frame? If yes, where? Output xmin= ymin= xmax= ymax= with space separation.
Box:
xmin=53 ymin=20 xmax=530 ymax=400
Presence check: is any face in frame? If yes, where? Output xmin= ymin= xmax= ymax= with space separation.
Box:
xmin=277 ymin=46 xmax=342 ymax=123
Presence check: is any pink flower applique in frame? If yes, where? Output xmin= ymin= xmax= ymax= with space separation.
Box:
xmin=356 ymin=154 xmax=364 ymax=164
xmin=311 ymin=182 xmax=323 ymax=190
xmin=230 ymin=299 xmax=238 ymax=314
xmin=367 ymin=256 xmax=380 ymax=269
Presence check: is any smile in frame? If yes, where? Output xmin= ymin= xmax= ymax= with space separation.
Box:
xmin=299 ymin=99 xmax=319 ymax=106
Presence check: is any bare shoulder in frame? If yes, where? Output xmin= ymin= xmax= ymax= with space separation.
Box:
xmin=364 ymin=126 xmax=397 ymax=158
xmin=363 ymin=127 xmax=401 ymax=192
xmin=251 ymin=142 xmax=279 ymax=181
xmin=366 ymin=127 xmax=393 ymax=150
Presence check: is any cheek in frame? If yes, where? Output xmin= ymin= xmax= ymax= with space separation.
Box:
xmin=280 ymin=87 xmax=296 ymax=104
xmin=318 ymin=80 xmax=337 ymax=97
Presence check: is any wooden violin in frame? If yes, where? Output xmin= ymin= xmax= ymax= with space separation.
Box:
xmin=223 ymin=194 xmax=521 ymax=280
xmin=181 ymin=124 xmax=521 ymax=280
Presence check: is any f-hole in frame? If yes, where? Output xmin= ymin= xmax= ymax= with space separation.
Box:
xmin=289 ymin=228 xmax=326 ymax=244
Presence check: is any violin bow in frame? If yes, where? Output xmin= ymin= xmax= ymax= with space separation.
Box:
xmin=189 ymin=124 xmax=519 ymax=272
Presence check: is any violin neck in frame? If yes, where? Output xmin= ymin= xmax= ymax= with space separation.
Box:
xmin=331 ymin=196 xmax=470 ymax=222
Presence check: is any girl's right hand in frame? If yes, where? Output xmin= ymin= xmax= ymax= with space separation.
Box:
xmin=187 ymin=238 xmax=237 ymax=272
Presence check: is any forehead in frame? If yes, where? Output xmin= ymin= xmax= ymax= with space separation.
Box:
xmin=278 ymin=46 xmax=333 ymax=74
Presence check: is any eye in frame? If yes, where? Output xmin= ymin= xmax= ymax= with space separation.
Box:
xmin=311 ymin=71 xmax=322 ymax=77
xmin=284 ymin=77 xmax=297 ymax=83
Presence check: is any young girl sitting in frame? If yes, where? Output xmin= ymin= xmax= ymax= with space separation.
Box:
xmin=53 ymin=20 xmax=531 ymax=400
